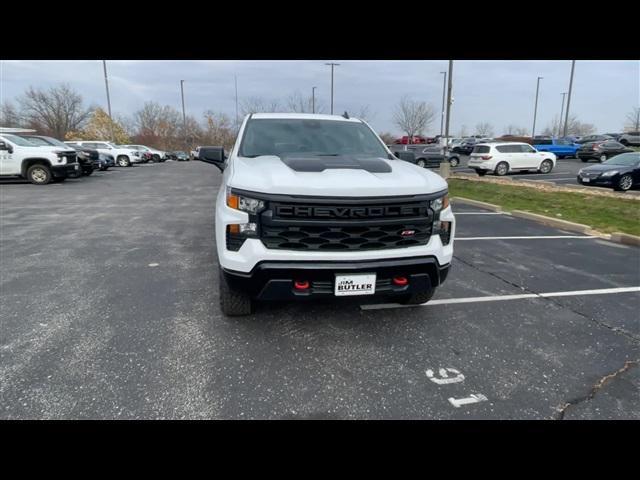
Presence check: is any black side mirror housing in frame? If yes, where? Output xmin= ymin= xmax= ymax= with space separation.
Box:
xmin=395 ymin=151 xmax=416 ymax=162
xmin=198 ymin=146 xmax=226 ymax=172
xmin=0 ymin=141 xmax=13 ymax=154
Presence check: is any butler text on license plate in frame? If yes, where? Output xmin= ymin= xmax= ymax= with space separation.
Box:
xmin=334 ymin=274 xmax=376 ymax=296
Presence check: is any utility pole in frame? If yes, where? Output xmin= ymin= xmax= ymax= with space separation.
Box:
xmin=180 ymin=80 xmax=187 ymax=149
xmin=532 ymin=76 xmax=543 ymax=138
xmin=325 ymin=62 xmax=340 ymax=114
xmin=563 ymin=60 xmax=576 ymax=137
xmin=440 ymin=71 xmax=447 ymax=137
xmin=312 ymin=86 xmax=317 ymax=113
xmin=443 ymin=61 xmax=454 ymax=158
xmin=558 ymin=92 xmax=567 ymax=137
xmin=102 ymin=60 xmax=115 ymax=142
xmin=234 ymin=75 xmax=239 ymax=131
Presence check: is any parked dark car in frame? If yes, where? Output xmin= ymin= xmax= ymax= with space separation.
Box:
xmin=452 ymin=137 xmax=478 ymax=155
xmin=575 ymin=134 xmax=613 ymax=144
xmin=577 ymin=152 xmax=640 ymax=191
xmin=167 ymin=151 xmax=190 ymax=161
xmin=576 ymin=141 xmax=633 ymax=163
xmin=98 ymin=153 xmax=115 ymax=170
xmin=387 ymin=144 xmax=460 ymax=168
xmin=21 ymin=135 xmax=99 ymax=176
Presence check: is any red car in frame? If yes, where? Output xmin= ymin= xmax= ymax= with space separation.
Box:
xmin=394 ymin=135 xmax=428 ymax=145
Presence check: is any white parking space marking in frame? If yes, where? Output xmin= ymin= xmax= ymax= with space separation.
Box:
xmin=453 ymin=212 xmax=507 ymax=215
xmin=361 ymin=286 xmax=640 ymax=310
xmin=426 ymin=368 xmax=465 ymax=384
xmin=448 ymin=394 xmax=488 ymax=408
xmin=527 ymin=177 xmax=577 ymax=182
xmin=456 ymin=235 xmax=597 ymax=241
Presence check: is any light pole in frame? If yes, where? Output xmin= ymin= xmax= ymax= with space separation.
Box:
xmin=563 ymin=60 xmax=576 ymax=137
xmin=312 ymin=86 xmax=317 ymax=113
xmin=440 ymin=71 xmax=447 ymax=137
xmin=531 ymin=76 xmax=543 ymax=138
xmin=180 ymin=80 xmax=187 ymax=148
xmin=325 ymin=63 xmax=340 ymax=114
xmin=102 ymin=60 xmax=115 ymax=142
xmin=443 ymin=61 xmax=454 ymax=159
xmin=558 ymin=92 xmax=567 ymax=137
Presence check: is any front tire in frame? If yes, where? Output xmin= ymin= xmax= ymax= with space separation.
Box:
xmin=449 ymin=156 xmax=460 ymax=167
xmin=495 ymin=161 xmax=509 ymax=176
xmin=27 ymin=164 xmax=52 ymax=185
xmin=620 ymin=139 xmax=629 ymax=146
xmin=614 ymin=174 xmax=633 ymax=192
xmin=396 ymin=288 xmax=435 ymax=305
xmin=581 ymin=158 xmax=589 ymax=162
xmin=417 ymin=159 xmax=426 ymax=168
xmin=219 ymin=269 xmax=254 ymax=316
xmin=539 ymin=159 xmax=553 ymax=174
xmin=599 ymin=154 xmax=607 ymax=163
xmin=117 ymin=155 xmax=131 ymax=167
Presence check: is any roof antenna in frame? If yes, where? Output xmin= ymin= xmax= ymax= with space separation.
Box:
xmin=342 ymin=111 xmax=350 ymax=119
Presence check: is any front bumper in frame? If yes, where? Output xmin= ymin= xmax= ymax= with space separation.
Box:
xmin=52 ymin=162 xmax=80 ymax=178
xmin=577 ymin=174 xmax=615 ymax=186
xmin=223 ymin=256 xmax=451 ymax=301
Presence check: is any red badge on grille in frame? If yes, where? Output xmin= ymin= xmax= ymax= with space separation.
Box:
xmin=401 ymin=230 xmax=416 ymax=237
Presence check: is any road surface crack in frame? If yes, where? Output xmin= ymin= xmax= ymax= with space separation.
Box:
xmin=552 ymin=359 xmax=639 ymax=420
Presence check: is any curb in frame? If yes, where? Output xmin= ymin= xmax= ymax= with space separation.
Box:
xmin=450 ymin=197 xmax=502 ymax=212
xmin=510 ymin=210 xmax=592 ymax=234
xmin=610 ymin=232 xmax=640 ymax=247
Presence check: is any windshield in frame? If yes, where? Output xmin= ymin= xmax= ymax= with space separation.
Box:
xmin=239 ymin=119 xmax=388 ymax=158
xmin=2 ymin=134 xmax=38 ymax=146
xmin=22 ymin=136 xmax=52 ymax=146
xmin=604 ymin=153 xmax=640 ymax=166
xmin=40 ymin=136 xmax=70 ymax=148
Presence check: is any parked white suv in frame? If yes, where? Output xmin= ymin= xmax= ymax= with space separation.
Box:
xmin=0 ymin=133 xmax=80 ymax=184
xmin=121 ymin=144 xmax=166 ymax=162
xmin=618 ymin=131 xmax=640 ymax=147
xmin=64 ymin=141 xmax=141 ymax=167
xmin=198 ymin=113 xmax=455 ymax=316
xmin=468 ymin=142 xmax=556 ymax=176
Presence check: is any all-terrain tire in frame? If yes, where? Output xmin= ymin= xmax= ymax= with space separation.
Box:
xmin=219 ymin=268 xmax=254 ymax=316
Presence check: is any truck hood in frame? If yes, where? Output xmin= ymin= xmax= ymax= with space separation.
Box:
xmin=228 ymin=155 xmax=448 ymax=197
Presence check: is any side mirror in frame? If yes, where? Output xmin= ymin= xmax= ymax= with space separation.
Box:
xmin=198 ymin=146 xmax=226 ymax=172
xmin=395 ymin=151 xmax=416 ymax=162
xmin=0 ymin=141 xmax=13 ymax=154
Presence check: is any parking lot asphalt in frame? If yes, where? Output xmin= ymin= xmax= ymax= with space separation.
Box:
xmin=1 ymin=161 xmax=638 ymax=419
xmin=453 ymin=155 xmax=640 ymax=195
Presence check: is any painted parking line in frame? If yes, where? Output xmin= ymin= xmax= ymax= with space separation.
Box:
xmin=361 ymin=286 xmax=640 ymax=310
xmin=456 ymin=235 xmax=597 ymax=241
xmin=526 ymin=177 xmax=578 ymax=182
xmin=453 ymin=212 xmax=507 ymax=215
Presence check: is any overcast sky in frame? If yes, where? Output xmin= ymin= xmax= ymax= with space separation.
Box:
xmin=1 ymin=60 xmax=638 ymax=136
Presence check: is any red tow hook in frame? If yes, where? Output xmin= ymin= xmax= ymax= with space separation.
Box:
xmin=392 ymin=276 xmax=409 ymax=286
xmin=294 ymin=280 xmax=310 ymax=290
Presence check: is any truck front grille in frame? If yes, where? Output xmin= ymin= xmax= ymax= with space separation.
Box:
xmin=259 ymin=198 xmax=434 ymax=251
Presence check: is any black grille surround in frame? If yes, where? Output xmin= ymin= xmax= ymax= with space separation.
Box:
xmin=236 ymin=189 xmax=446 ymax=252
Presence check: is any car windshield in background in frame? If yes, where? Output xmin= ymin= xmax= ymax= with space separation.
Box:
xmin=604 ymin=153 xmax=640 ymax=166
xmin=2 ymin=134 xmax=38 ymax=146
xmin=239 ymin=119 xmax=388 ymax=158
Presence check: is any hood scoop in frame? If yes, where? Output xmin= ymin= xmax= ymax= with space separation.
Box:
xmin=279 ymin=154 xmax=392 ymax=173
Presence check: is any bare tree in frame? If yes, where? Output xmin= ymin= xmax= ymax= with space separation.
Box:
xmin=240 ymin=96 xmax=281 ymax=116
xmin=355 ymin=105 xmax=375 ymax=123
xmin=503 ymin=124 xmax=529 ymax=136
xmin=393 ymin=96 xmax=436 ymax=143
xmin=1 ymin=101 xmax=23 ymax=127
xmin=458 ymin=125 xmax=469 ymax=137
xmin=132 ymin=102 xmax=183 ymax=150
xmin=203 ymin=111 xmax=237 ymax=150
xmin=475 ymin=122 xmax=494 ymax=137
xmin=625 ymin=107 xmax=640 ymax=132
xmin=16 ymin=84 xmax=93 ymax=138
xmin=378 ymin=132 xmax=396 ymax=144
xmin=544 ymin=115 xmax=595 ymax=136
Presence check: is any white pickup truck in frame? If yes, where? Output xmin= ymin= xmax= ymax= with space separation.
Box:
xmin=198 ymin=113 xmax=455 ymax=316
xmin=0 ymin=133 xmax=80 ymax=184
xmin=64 ymin=141 xmax=142 ymax=167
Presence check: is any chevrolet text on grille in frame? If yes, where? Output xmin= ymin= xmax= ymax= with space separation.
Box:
xmin=275 ymin=205 xmax=428 ymax=218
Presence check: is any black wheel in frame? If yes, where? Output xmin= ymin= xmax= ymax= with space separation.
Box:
xmin=539 ymin=159 xmax=553 ymax=174
xmin=26 ymin=164 xmax=52 ymax=185
xmin=449 ymin=156 xmax=460 ymax=167
xmin=219 ymin=268 xmax=253 ymax=316
xmin=614 ymin=174 xmax=633 ymax=192
xmin=599 ymin=154 xmax=607 ymax=163
xmin=152 ymin=154 xmax=160 ymax=162
xmin=495 ymin=161 xmax=509 ymax=176
xmin=620 ymin=139 xmax=629 ymax=146
xmin=581 ymin=158 xmax=589 ymax=162
xmin=476 ymin=169 xmax=487 ymax=177
xmin=117 ymin=156 xmax=131 ymax=167
xmin=417 ymin=159 xmax=426 ymax=168
xmin=83 ymin=167 xmax=94 ymax=176
xmin=396 ymin=288 xmax=436 ymax=305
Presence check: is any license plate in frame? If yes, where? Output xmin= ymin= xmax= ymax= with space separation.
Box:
xmin=582 ymin=177 xmax=590 ymax=182
xmin=334 ymin=273 xmax=376 ymax=296
xmin=74 ymin=165 xmax=79 ymax=170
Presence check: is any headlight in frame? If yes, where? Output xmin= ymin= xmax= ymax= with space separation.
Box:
xmin=601 ymin=170 xmax=618 ymax=177
xmin=226 ymin=188 xmax=265 ymax=214
xmin=430 ymin=194 xmax=449 ymax=213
